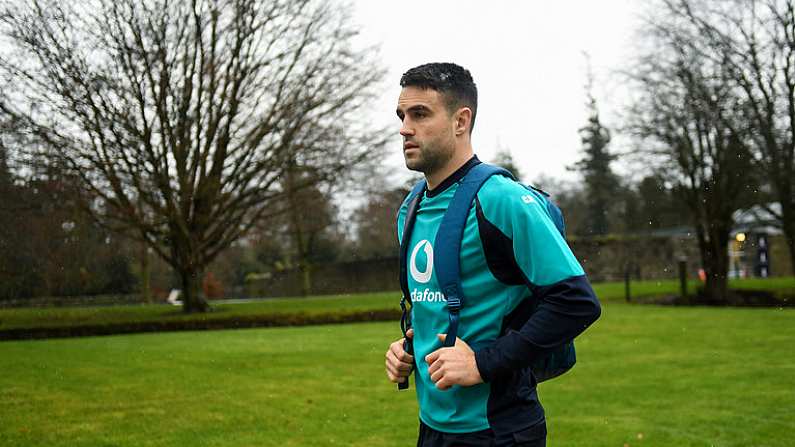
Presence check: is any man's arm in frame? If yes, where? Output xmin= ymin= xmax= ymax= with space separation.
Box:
xmin=472 ymin=176 xmax=601 ymax=382
xmin=425 ymin=277 xmax=599 ymax=388
xmin=474 ymin=276 xmax=600 ymax=382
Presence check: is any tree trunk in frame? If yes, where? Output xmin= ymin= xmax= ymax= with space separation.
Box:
xmin=695 ymin=222 xmax=731 ymax=303
xmin=785 ymin=229 xmax=795 ymax=277
xmin=299 ymin=261 xmax=312 ymax=297
xmin=781 ymin=205 xmax=795 ymax=276
xmin=703 ymin=262 xmax=729 ymax=303
xmin=141 ymin=241 xmax=151 ymax=304
xmin=286 ymin=163 xmax=313 ymax=297
xmin=702 ymin=226 xmax=729 ymax=303
xmin=180 ymin=267 xmax=209 ymax=313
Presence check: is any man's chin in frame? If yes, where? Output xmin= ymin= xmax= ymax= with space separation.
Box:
xmin=404 ymin=156 xmax=425 ymax=173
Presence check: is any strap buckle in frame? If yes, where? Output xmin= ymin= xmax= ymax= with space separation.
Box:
xmin=444 ymin=286 xmax=461 ymax=312
xmin=399 ymin=294 xmax=414 ymax=391
xmin=399 ymin=295 xmax=412 ymax=343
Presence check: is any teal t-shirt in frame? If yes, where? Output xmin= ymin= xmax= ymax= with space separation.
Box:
xmin=397 ymin=173 xmax=585 ymax=433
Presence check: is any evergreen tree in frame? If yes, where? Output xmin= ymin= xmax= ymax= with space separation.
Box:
xmin=570 ymin=81 xmax=620 ymax=236
xmin=491 ymin=148 xmax=524 ymax=182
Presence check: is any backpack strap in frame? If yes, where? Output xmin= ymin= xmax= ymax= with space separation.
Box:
xmin=397 ymin=179 xmax=425 ymax=390
xmin=399 ymin=180 xmax=427 ymax=305
xmin=434 ymin=163 xmax=514 ymax=346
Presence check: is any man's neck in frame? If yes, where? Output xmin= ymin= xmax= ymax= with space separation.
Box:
xmin=425 ymin=145 xmax=474 ymax=190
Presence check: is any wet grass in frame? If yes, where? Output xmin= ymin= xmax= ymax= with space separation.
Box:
xmin=1 ymin=302 xmax=793 ymax=446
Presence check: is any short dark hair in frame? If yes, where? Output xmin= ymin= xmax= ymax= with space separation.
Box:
xmin=400 ymin=63 xmax=478 ymax=133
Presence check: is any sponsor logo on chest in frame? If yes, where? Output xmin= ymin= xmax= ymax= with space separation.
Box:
xmin=408 ymin=239 xmax=446 ymax=303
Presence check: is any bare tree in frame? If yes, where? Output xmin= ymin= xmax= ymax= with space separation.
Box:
xmin=657 ymin=0 xmax=795 ymax=274
xmin=282 ymin=164 xmax=341 ymax=295
xmin=628 ymin=4 xmax=756 ymax=302
xmin=352 ymin=182 xmax=413 ymax=260
xmin=0 ymin=0 xmax=385 ymax=312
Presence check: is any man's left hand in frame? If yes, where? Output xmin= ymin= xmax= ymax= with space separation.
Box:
xmin=425 ymin=334 xmax=484 ymax=390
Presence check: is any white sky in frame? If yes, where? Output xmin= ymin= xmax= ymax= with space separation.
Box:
xmin=351 ymin=0 xmax=642 ymax=186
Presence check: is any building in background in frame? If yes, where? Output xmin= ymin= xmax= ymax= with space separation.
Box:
xmin=730 ymin=203 xmax=783 ymax=279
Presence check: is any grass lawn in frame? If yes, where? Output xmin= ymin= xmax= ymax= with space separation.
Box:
xmin=1 ymin=302 xmax=793 ymax=446
xmin=1 ymin=277 xmax=792 ymax=333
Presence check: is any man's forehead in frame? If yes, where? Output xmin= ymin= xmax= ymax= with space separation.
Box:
xmin=398 ymin=86 xmax=443 ymax=108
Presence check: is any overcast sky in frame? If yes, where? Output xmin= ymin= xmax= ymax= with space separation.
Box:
xmin=351 ymin=0 xmax=643 ymax=187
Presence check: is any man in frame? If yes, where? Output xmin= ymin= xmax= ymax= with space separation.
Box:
xmin=385 ymin=63 xmax=601 ymax=447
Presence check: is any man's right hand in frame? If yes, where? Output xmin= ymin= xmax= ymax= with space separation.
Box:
xmin=385 ymin=328 xmax=414 ymax=383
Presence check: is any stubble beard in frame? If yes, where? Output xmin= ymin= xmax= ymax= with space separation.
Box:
xmin=405 ymin=135 xmax=455 ymax=177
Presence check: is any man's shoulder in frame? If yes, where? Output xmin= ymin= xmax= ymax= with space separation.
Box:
xmin=476 ymin=174 xmax=552 ymax=226
xmin=476 ymin=174 xmax=537 ymax=209
xmin=478 ymin=173 xmax=526 ymax=196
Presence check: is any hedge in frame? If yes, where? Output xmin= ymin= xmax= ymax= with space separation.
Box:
xmin=0 ymin=309 xmax=402 ymax=341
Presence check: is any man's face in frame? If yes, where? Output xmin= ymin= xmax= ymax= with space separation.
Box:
xmin=396 ymin=86 xmax=456 ymax=175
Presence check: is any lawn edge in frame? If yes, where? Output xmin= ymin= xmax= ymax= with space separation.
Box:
xmin=0 ymin=309 xmax=402 ymax=341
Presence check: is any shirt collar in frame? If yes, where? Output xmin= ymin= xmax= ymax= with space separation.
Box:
xmin=426 ymin=155 xmax=481 ymax=198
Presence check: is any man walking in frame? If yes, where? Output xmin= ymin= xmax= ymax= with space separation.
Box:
xmin=385 ymin=63 xmax=601 ymax=446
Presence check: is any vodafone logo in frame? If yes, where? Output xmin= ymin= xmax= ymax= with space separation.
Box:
xmin=409 ymin=240 xmax=434 ymax=283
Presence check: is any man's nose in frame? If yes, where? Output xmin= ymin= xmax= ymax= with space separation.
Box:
xmin=400 ymin=120 xmax=414 ymax=137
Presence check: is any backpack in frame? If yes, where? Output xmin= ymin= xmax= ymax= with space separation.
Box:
xmin=397 ymin=162 xmax=576 ymax=390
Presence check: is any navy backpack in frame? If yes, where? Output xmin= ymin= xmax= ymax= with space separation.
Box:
xmin=398 ymin=163 xmax=575 ymax=390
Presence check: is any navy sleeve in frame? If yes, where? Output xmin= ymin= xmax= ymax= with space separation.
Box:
xmin=474 ymin=276 xmax=600 ymax=382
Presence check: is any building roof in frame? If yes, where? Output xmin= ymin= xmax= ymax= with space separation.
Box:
xmin=732 ymin=203 xmax=783 ymax=236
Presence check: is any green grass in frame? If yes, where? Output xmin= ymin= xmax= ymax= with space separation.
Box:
xmin=1 ymin=303 xmax=794 ymax=446
xmin=596 ymin=276 xmax=795 ymax=302
xmin=1 ymin=277 xmax=793 ymax=333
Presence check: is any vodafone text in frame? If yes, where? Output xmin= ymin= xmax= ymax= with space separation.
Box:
xmin=410 ymin=288 xmax=447 ymax=303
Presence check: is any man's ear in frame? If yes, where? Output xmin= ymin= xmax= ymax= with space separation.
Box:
xmin=454 ymin=107 xmax=472 ymax=136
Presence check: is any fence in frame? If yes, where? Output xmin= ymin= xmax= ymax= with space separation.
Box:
xmin=3 ymin=235 xmax=790 ymax=305
xmin=245 ymin=234 xmax=792 ymax=298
